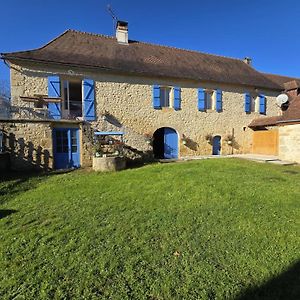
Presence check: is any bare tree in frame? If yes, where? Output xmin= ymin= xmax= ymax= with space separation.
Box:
xmin=0 ymin=79 xmax=10 ymax=101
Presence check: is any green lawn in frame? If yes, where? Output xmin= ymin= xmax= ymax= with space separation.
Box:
xmin=0 ymin=159 xmax=299 ymax=300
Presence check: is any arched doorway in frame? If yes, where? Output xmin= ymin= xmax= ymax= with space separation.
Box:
xmin=153 ymin=127 xmax=178 ymax=159
xmin=212 ymin=135 xmax=221 ymax=155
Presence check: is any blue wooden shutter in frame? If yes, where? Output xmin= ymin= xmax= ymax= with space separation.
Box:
xmin=83 ymin=79 xmax=96 ymax=121
xmin=173 ymin=87 xmax=181 ymax=110
xmin=216 ymin=89 xmax=222 ymax=112
xmin=153 ymin=85 xmax=161 ymax=109
xmin=259 ymin=94 xmax=266 ymax=114
xmin=48 ymin=76 xmax=61 ymax=120
xmin=244 ymin=92 xmax=251 ymax=113
xmin=198 ymin=88 xmax=206 ymax=111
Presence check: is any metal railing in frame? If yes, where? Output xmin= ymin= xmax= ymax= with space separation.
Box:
xmin=1 ymin=104 xmax=83 ymax=121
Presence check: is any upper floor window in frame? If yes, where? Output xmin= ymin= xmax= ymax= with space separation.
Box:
xmin=198 ymin=88 xmax=222 ymax=112
xmin=245 ymin=93 xmax=266 ymax=114
xmin=48 ymin=76 xmax=95 ymax=121
xmin=160 ymin=87 xmax=171 ymax=107
xmin=205 ymin=90 xmax=214 ymax=110
xmin=62 ymin=79 xmax=83 ymax=118
xmin=153 ymin=85 xmax=181 ymax=110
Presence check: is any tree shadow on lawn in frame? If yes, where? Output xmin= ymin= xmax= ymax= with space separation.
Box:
xmin=0 ymin=169 xmax=76 ymax=205
xmin=0 ymin=209 xmax=17 ymax=219
xmin=235 ymin=260 xmax=300 ymax=300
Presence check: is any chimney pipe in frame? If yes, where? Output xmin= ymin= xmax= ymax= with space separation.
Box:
xmin=116 ymin=20 xmax=128 ymax=45
xmin=243 ymin=57 xmax=252 ymax=65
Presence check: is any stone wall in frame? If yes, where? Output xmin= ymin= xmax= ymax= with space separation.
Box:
xmin=0 ymin=120 xmax=53 ymax=170
xmin=9 ymin=61 xmax=281 ymax=163
xmin=279 ymin=124 xmax=300 ymax=163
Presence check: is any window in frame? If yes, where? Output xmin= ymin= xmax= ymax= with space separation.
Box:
xmin=62 ymin=80 xmax=83 ymax=118
xmin=244 ymin=94 xmax=257 ymax=113
xmin=206 ymin=90 xmax=214 ymax=110
xmin=160 ymin=87 xmax=171 ymax=107
xmin=245 ymin=92 xmax=261 ymax=113
xmin=153 ymin=85 xmax=181 ymax=110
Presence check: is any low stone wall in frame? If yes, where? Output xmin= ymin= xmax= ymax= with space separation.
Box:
xmin=279 ymin=124 xmax=300 ymax=163
xmin=0 ymin=120 xmax=53 ymax=171
xmin=92 ymin=156 xmax=126 ymax=172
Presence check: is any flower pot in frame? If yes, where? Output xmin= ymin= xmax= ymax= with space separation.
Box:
xmin=227 ymin=141 xmax=232 ymax=145
xmin=182 ymin=140 xmax=187 ymax=145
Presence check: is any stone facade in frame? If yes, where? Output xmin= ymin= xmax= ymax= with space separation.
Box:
xmin=0 ymin=120 xmax=53 ymax=170
xmin=6 ymin=60 xmax=281 ymax=169
xmin=279 ymin=124 xmax=300 ymax=163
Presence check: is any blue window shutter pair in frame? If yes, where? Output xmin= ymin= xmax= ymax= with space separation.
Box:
xmin=173 ymin=86 xmax=181 ymax=110
xmin=153 ymin=85 xmax=161 ymax=109
xmin=48 ymin=76 xmax=96 ymax=121
xmin=259 ymin=94 xmax=266 ymax=114
xmin=48 ymin=76 xmax=62 ymax=120
xmin=198 ymin=88 xmax=206 ymax=111
xmin=216 ymin=89 xmax=222 ymax=112
xmin=83 ymin=79 xmax=96 ymax=121
xmin=152 ymin=85 xmax=181 ymax=109
xmin=244 ymin=92 xmax=251 ymax=113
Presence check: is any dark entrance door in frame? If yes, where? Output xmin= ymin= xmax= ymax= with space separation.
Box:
xmin=53 ymin=128 xmax=80 ymax=169
xmin=212 ymin=135 xmax=221 ymax=155
xmin=153 ymin=127 xmax=178 ymax=159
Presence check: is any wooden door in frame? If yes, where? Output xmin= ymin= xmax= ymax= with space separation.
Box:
xmin=252 ymin=129 xmax=278 ymax=155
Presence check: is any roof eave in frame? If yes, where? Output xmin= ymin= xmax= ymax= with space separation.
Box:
xmin=2 ymin=55 xmax=282 ymax=91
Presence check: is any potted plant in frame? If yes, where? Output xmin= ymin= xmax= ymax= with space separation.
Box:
xmin=205 ymin=133 xmax=213 ymax=145
xmin=144 ymin=133 xmax=153 ymax=145
xmin=182 ymin=134 xmax=188 ymax=145
xmin=224 ymin=134 xmax=234 ymax=145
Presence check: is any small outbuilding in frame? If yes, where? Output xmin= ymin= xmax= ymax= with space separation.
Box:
xmin=249 ymin=78 xmax=300 ymax=163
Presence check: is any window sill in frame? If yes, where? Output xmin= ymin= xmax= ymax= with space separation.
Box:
xmin=161 ymin=107 xmax=174 ymax=112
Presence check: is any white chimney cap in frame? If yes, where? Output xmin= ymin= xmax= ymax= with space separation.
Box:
xmin=116 ymin=20 xmax=128 ymax=45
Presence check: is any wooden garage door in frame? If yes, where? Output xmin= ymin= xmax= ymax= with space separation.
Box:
xmin=252 ymin=129 xmax=278 ymax=155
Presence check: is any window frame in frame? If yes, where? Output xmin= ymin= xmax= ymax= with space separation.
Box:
xmin=160 ymin=86 xmax=172 ymax=108
xmin=61 ymin=77 xmax=83 ymax=118
xmin=205 ymin=89 xmax=216 ymax=111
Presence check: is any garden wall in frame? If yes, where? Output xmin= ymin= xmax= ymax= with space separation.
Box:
xmin=0 ymin=120 xmax=53 ymax=171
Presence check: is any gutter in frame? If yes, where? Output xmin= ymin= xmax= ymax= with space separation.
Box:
xmin=277 ymin=119 xmax=300 ymax=124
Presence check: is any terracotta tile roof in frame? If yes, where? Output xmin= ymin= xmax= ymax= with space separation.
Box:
xmin=249 ymin=95 xmax=300 ymax=127
xmin=262 ymin=73 xmax=300 ymax=90
xmin=280 ymin=95 xmax=300 ymax=122
xmin=249 ymin=115 xmax=281 ymax=127
xmin=1 ymin=30 xmax=281 ymax=90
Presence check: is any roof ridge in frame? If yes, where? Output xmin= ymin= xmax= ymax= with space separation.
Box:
xmin=69 ymin=29 xmax=246 ymax=63
xmin=67 ymin=29 xmax=115 ymax=40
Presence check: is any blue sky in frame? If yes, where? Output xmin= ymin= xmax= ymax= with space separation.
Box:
xmin=1 ymin=0 xmax=300 ymax=84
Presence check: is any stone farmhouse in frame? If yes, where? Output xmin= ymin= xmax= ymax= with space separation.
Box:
xmin=0 ymin=21 xmax=299 ymax=170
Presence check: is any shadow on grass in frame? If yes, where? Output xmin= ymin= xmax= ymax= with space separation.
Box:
xmin=236 ymin=260 xmax=300 ymax=300
xmin=0 ymin=169 xmax=76 ymax=205
xmin=0 ymin=209 xmax=17 ymax=219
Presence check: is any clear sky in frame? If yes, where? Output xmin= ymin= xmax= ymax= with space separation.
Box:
xmin=1 ymin=0 xmax=300 ymax=84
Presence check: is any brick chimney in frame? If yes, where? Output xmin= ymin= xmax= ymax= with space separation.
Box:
xmin=116 ymin=20 xmax=128 ymax=45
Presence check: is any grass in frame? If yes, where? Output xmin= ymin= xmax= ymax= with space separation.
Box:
xmin=0 ymin=159 xmax=299 ymax=299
